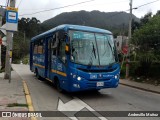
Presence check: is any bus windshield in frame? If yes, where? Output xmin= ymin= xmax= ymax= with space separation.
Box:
xmin=69 ymin=30 xmax=116 ymax=66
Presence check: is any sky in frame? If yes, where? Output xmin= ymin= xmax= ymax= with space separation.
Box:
xmin=0 ymin=0 xmax=160 ymax=22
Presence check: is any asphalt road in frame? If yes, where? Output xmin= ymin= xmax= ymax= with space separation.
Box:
xmin=12 ymin=64 xmax=160 ymax=120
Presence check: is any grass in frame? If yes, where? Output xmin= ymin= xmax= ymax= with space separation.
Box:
xmin=7 ymin=103 xmax=28 ymax=107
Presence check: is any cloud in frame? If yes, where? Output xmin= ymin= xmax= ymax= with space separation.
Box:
xmin=2 ymin=0 xmax=160 ymax=21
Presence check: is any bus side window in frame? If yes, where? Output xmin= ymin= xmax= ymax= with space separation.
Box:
xmin=58 ymin=40 xmax=66 ymax=63
xmin=37 ymin=39 xmax=44 ymax=54
xmin=51 ymin=34 xmax=57 ymax=56
xmin=33 ymin=42 xmax=38 ymax=54
xmin=34 ymin=45 xmax=38 ymax=54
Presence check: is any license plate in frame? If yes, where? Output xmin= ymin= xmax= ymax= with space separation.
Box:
xmin=97 ymin=82 xmax=104 ymax=87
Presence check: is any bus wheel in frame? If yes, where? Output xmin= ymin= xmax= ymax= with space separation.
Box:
xmin=55 ymin=79 xmax=63 ymax=92
xmin=35 ymin=69 xmax=40 ymax=79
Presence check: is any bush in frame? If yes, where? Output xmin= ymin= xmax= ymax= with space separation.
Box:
xmin=120 ymin=60 xmax=160 ymax=84
xmin=22 ymin=55 xmax=29 ymax=64
xmin=138 ymin=53 xmax=154 ymax=77
xmin=120 ymin=61 xmax=139 ymax=79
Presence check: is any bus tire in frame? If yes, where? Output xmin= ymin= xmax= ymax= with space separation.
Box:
xmin=35 ymin=68 xmax=40 ymax=79
xmin=55 ymin=79 xmax=63 ymax=92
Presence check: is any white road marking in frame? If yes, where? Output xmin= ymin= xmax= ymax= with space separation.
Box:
xmin=58 ymin=97 xmax=108 ymax=120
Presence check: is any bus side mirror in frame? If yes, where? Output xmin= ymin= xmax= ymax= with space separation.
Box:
xmin=58 ymin=30 xmax=65 ymax=40
xmin=65 ymin=44 xmax=70 ymax=55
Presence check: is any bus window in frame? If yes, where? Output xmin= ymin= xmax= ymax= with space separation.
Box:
xmin=33 ymin=44 xmax=38 ymax=54
xmin=37 ymin=39 xmax=44 ymax=54
xmin=51 ymin=34 xmax=57 ymax=56
xmin=58 ymin=40 xmax=66 ymax=63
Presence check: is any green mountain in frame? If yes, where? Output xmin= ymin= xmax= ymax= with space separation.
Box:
xmin=42 ymin=10 xmax=139 ymax=33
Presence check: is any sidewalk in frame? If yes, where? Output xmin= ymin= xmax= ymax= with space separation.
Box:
xmin=120 ymin=79 xmax=160 ymax=94
xmin=0 ymin=71 xmax=30 ymax=120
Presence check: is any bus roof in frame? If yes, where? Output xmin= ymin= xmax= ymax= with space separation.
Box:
xmin=31 ymin=24 xmax=112 ymax=42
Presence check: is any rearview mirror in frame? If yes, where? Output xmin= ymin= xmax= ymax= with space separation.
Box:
xmin=58 ymin=30 xmax=65 ymax=40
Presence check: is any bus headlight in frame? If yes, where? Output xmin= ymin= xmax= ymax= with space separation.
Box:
xmin=115 ymin=75 xmax=118 ymax=79
xmin=77 ymin=76 xmax=81 ymax=81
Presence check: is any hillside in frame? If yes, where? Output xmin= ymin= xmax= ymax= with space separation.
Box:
xmin=42 ymin=10 xmax=139 ymax=33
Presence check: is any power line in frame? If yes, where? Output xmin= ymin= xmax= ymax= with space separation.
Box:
xmin=19 ymin=0 xmax=128 ymax=11
xmin=105 ymin=0 xmax=160 ymax=20
xmin=133 ymin=0 xmax=160 ymax=9
xmin=19 ymin=0 xmax=96 ymax=16
xmin=17 ymin=0 xmax=23 ymax=8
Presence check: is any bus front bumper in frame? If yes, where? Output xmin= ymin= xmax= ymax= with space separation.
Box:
xmin=70 ymin=78 xmax=119 ymax=92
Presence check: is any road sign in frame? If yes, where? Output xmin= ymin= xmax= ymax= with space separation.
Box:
xmin=6 ymin=7 xmax=18 ymax=31
xmin=122 ymin=45 xmax=128 ymax=55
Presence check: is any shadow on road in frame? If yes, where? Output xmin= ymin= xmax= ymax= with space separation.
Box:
xmin=35 ymin=77 xmax=114 ymax=100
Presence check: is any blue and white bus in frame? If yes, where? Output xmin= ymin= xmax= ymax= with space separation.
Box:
xmin=30 ymin=24 xmax=120 ymax=92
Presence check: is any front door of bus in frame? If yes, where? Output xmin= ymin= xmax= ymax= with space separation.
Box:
xmin=47 ymin=35 xmax=56 ymax=79
xmin=55 ymin=38 xmax=68 ymax=89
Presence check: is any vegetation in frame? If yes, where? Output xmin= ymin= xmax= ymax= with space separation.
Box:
xmin=1 ymin=9 xmax=160 ymax=84
xmin=120 ymin=11 xmax=160 ymax=84
xmin=7 ymin=103 xmax=28 ymax=107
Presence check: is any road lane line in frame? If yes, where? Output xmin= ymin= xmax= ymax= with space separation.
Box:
xmin=23 ymin=80 xmax=37 ymax=120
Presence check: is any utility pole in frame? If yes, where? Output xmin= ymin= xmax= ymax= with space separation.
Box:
xmin=4 ymin=0 xmax=16 ymax=83
xmin=0 ymin=15 xmax=2 ymax=69
xmin=126 ymin=0 xmax=132 ymax=78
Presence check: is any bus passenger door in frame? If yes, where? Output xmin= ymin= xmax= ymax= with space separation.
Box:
xmin=47 ymin=35 xmax=57 ymax=79
xmin=56 ymin=37 xmax=68 ymax=90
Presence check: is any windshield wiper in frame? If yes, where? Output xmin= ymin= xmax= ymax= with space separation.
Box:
xmin=87 ymin=42 xmax=96 ymax=68
xmin=107 ymin=41 xmax=114 ymax=56
xmin=92 ymin=42 xmax=96 ymax=59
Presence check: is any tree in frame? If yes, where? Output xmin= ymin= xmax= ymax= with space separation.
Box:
xmin=132 ymin=14 xmax=160 ymax=52
xmin=18 ymin=17 xmax=41 ymax=38
xmin=131 ymin=12 xmax=160 ymax=77
xmin=140 ymin=12 xmax=152 ymax=25
xmin=6 ymin=17 xmax=42 ymax=63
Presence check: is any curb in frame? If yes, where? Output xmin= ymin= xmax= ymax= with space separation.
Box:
xmin=119 ymin=82 xmax=160 ymax=94
xmin=23 ymin=80 xmax=37 ymax=120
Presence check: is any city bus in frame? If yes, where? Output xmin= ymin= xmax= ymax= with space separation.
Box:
xmin=30 ymin=24 xmax=120 ymax=92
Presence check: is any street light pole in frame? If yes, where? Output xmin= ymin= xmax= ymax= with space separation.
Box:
xmin=4 ymin=0 xmax=16 ymax=83
xmin=0 ymin=15 xmax=2 ymax=69
xmin=126 ymin=0 xmax=133 ymax=78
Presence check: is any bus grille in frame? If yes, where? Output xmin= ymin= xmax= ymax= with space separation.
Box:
xmin=78 ymin=68 xmax=117 ymax=73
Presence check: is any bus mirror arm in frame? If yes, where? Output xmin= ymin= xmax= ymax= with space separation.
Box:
xmin=58 ymin=31 xmax=69 ymax=40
